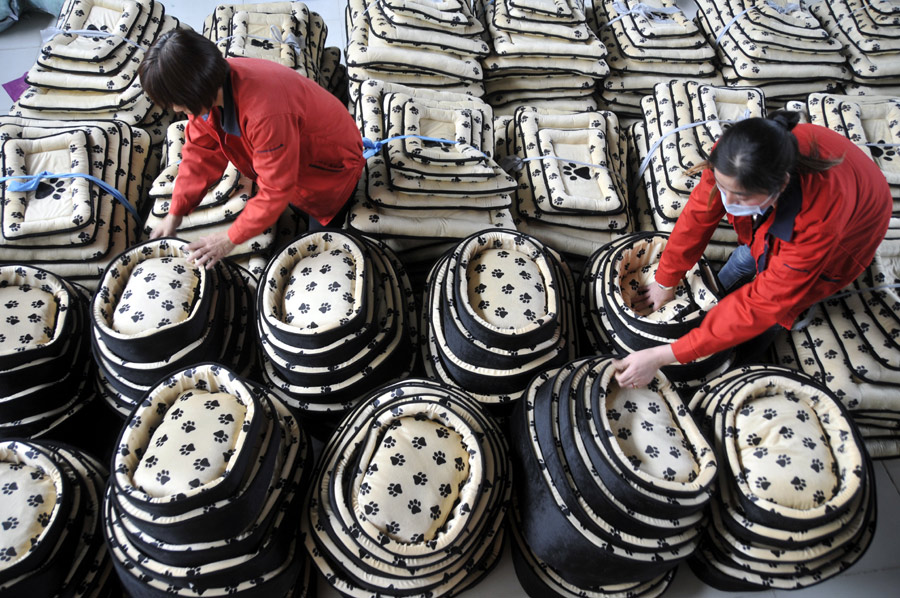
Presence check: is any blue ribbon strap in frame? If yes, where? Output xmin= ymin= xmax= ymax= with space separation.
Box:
xmin=362 ymin=135 xmax=460 ymax=159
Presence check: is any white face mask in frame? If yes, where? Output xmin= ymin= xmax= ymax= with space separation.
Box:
xmin=718 ymin=185 xmax=778 ymax=217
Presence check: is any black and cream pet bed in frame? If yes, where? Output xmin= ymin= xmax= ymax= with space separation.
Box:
xmin=0 ymin=265 xmax=95 ymax=440
xmin=588 ymin=0 xmax=722 ymax=118
xmin=494 ymin=105 xmax=633 ymax=257
xmin=0 ymin=115 xmax=150 ymax=290
xmin=509 ymin=357 xmax=716 ymax=593
xmin=345 ymin=0 xmax=489 ymax=98
xmin=688 ymin=365 xmax=876 ymax=590
xmin=91 ymin=238 xmax=257 ymax=417
xmin=421 ymin=229 xmax=578 ymax=408
xmin=581 ymin=231 xmax=733 ymax=391
xmin=103 ymin=363 xmax=315 ymax=597
xmin=0 ymin=438 xmax=113 ymax=596
xmin=303 ymin=377 xmax=512 ymax=597
xmin=257 ymin=230 xmax=418 ymax=423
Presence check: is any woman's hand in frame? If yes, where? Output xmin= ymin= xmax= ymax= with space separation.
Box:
xmin=612 ymin=344 xmax=677 ymax=389
xmin=149 ymin=213 xmax=183 ymax=240
xmin=631 ymin=282 xmax=677 ymax=314
xmin=186 ymin=231 xmax=235 ymax=269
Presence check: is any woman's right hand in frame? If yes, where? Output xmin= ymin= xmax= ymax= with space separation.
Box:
xmin=149 ymin=213 xmax=183 ymax=240
xmin=631 ymin=282 xmax=677 ymax=313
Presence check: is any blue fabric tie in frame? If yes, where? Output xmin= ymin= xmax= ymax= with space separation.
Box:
xmin=0 ymin=170 xmax=142 ymax=223
xmin=362 ymin=135 xmax=459 ymax=159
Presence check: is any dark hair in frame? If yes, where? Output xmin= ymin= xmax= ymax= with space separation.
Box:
xmin=139 ymin=29 xmax=229 ymax=115
xmin=686 ymin=111 xmax=843 ymax=199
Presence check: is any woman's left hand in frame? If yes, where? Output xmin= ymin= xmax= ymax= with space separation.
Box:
xmin=611 ymin=344 xmax=677 ymax=389
xmin=186 ymin=231 xmax=235 ymax=269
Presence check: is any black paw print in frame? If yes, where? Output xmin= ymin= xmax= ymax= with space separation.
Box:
xmin=413 ymin=472 xmax=428 ymax=486
xmin=130 ymin=311 xmax=144 ymax=323
xmin=491 ymin=268 xmax=504 ymax=279
xmin=359 ymin=482 xmax=371 ymax=495
xmin=435 ymin=427 xmax=450 ymax=439
xmin=390 ymin=453 xmax=405 ymax=466
xmin=328 ymin=282 xmax=341 ymax=292
xmin=779 ymin=426 xmax=794 ymax=439
xmin=810 ymin=458 xmax=824 ymax=473
xmin=412 ymin=436 xmax=427 ymax=449
xmin=802 ymin=437 xmax=817 ymax=450
xmin=155 ymin=470 xmax=171 ymax=485
xmin=623 ymin=401 xmax=638 ymax=413
xmin=143 ymin=455 xmax=158 ymax=468
xmin=1 ymin=517 xmax=18 ymax=531
xmin=662 ymin=467 xmax=677 ymax=482
xmin=305 ymin=281 xmax=318 ymax=292
xmin=752 ymin=447 xmax=768 ymax=459
xmin=669 ymin=447 xmax=681 ymax=459
xmin=179 ymin=443 xmax=195 ymax=456
xmin=745 ymin=433 xmax=761 ymax=446
xmin=408 ymin=499 xmax=422 ymax=514
xmin=161 ymin=299 xmax=174 ymax=311
xmin=383 ymin=436 xmax=396 ymax=448
xmin=813 ymin=489 xmax=826 ymax=504
xmin=34 ymin=178 xmax=67 ymax=200
xmin=218 ymin=413 xmax=234 ymax=425
xmin=791 ymin=476 xmax=806 ymax=491
xmin=26 ymin=494 xmax=43 ymax=507
xmin=429 ymin=505 xmax=442 ymax=520
xmin=204 ymin=400 xmax=220 ymax=410
xmin=776 ymin=454 xmax=791 ymax=468
xmin=439 ymin=483 xmax=452 ymax=498
xmin=181 ymin=421 xmax=196 ymax=433
xmin=647 ymin=402 xmax=660 ymax=414
xmin=562 ymin=163 xmax=591 ymax=180
xmin=193 ymin=458 xmax=211 ymax=471
xmin=494 ymin=307 xmax=508 ymax=319
xmin=645 ymin=445 xmax=660 ymax=458
xmin=796 ymin=409 xmax=810 ymax=422
xmin=762 ymin=408 xmax=777 ymax=420
xmin=641 ymin=421 xmax=654 ymax=431
xmin=755 ymin=476 xmax=771 ymax=491
xmin=319 ymin=302 xmax=331 ymax=313
xmin=432 ymin=451 xmax=446 ymax=465
xmin=154 ymin=434 xmax=168 ymax=448
xmin=212 ymin=430 xmax=229 ymax=444
xmin=363 ymin=501 xmax=379 ymax=516
xmin=385 ymin=521 xmax=400 ymax=535
xmin=455 ymin=457 xmax=465 ymax=471
xmin=387 ymin=483 xmax=403 ymax=497
xmin=617 ymin=428 xmax=632 ymax=440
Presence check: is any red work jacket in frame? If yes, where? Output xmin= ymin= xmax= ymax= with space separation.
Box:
xmin=170 ymin=58 xmax=365 ymax=245
xmin=655 ymin=124 xmax=892 ymax=364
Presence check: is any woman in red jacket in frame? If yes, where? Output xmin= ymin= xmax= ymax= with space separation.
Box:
xmin=613 ymin=111 xmax=892 ymax=388
xmin=139 ymin=29 xmax=365 ymax=268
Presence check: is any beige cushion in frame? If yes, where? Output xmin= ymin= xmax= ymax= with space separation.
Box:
xmin=110 ymin=257 xmax=200 ymax=335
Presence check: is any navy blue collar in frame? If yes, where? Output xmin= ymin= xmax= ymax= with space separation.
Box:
xmin=221 ymin=72 xmax=240 ymax=137
xmin=768 ymin=174 xmax=802 ymax=242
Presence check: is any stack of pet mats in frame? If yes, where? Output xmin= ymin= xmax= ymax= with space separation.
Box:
xmin=693 ymin=0 xmax=848 ymax=107
xmin=420 ymin=229 xmax=577 ymax=408
xmin=0 ymin=116 xmax=149 ymax=290
xmin=0 ymin=439 xmax=112 ymax=596
xmin=475 ymin=0 xmax=609 ymax=115
xmin=588 ymin=0 xmax=722 ymax=118
xmin=688 ymin=365 xmax=876 ymax=590
xmin=90 ymin=239 xmax=256 ymax=417
xmin=783 ymin=93 xmax=900 ymax=257
xmin=345 ymin=0 xmax=489 ymax=100
xmin=810 ymin=0 xmax=900 ymax=96
xmin=10 ymin=0 xmax=182 ymax=145
xmin=348 ymin=79 xmax=516 ymax=261
xmin=773 ymin=255 xmax=900 ymax=458
xmin=627 ymin=80 xmax=766 ymax=264
xmin=257 ymin=230 xmax=418 ymax=422
xmin=581 ymin=232 xmax=732 ymax=391
xmin=103 ymin=363 xmax=315 ymax=597
xmin=203 ymin=2 xmax=347 ymax=100
xmin=0 ymin=265 xmax=95 ymax=440
xmin=508 ymin=357 xmax=716 ymax=595
xmin=144 ymin=119 xmax=305 ymax=279
xmin=303 ymin=377 xmax=512 ymax=597
xmin=494 ymin=106 xmax=633 ymax=257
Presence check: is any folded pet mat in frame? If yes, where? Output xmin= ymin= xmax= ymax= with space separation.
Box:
xmin=344 ymin=0 xmax=488 ymax=94
xmin=303 ymin=377 xmax=512 ymax=597
xmin=509 ymin=357 xmax=716 ymax=590
xmin=0 ymin=439 xmax=113 ymax=596
xmin=0 ymin=265 xmax=98 ymax=441
xmin=773 ymin=255 xmax=900 ymax=458
xmin=811 ymin=0 xmax=900 ymax=89
xmin=12 ymin=0 xmax=183 ymax=130
xmin=256 ymin=230 xmax=418 ymax=424
xmin=588 ymin=0 xmax=721 ymax=117
xmin=0 ymin=116 xmax=149 ymax=290
xmin=103 ymin=363 xmax=314 ymax=597
xmin=693 ymin=0 xmax=849 ymax=107
xmin=581 ymin=231 xmax=733 ymax=392
xmin=688 ymin=365 xmax=876 ymax=590
xmin=420 ymin=229 xmax=578 ymax=409
xmin=90 ymin=238 xmax=257 ymax=417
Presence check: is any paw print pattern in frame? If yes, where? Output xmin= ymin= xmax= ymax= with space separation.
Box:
xmin=562 ymin=162 xmax=591 ymax=180
xmin=413 ymin=472 xmax=428 ymax=486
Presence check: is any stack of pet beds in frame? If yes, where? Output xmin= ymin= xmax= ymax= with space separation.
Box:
xmin=344 ymin=0 xmax=489 ymax=102
xmin=303 ymin=377 xmax=512 ymax=597
xmin=508 ymin=357 xmax=717 ymax=595
xmin=0 ymin=265 xmax=95 ymax=440
xmin=347 ymin=79 xmax=516 ymax=263
xmin=144 ymin=119 xmax=304 ymax=279
xmin=10 ymin=0 xmax=183 ymax=150
xmin=90 ymin=238 xmax=257 ymax=417
xmin=810 ymin=0 xmax=900 ymax=96
xmin=773 ymin=254 xmax=900 ymax=458
xmin=103 ymin=363 xmax=315 ymax=597
xmin=783 ymin=93 xmax=900 ymax=257
xmin=420 ymin=229 xmax=577 ymax=409
xmin=494 ymin=106 xmax=633 ymax=257
xmin=581 ymin=232 xmax=733 ymax=392
xmin=257 ymin=230 xmax=418 ymax=424
xmin=475 ymin=0 xmax=609 ymax=116
xmin=688 ymin=365 xmax=876 ymax=589
xmin=203 ymin=2 xmax=347 ymax=100
xmin=627 ymin=80 xmax=766 ymax=264
xmin=693 ymin=0 xmax=848 ymax=108
xmin=587 ymin=0 xmax=722 ymax=118
xmin=0 ymin=115 xmax=149 ymax=290
xmin=0 ymin=438 xmax=112 ymax=596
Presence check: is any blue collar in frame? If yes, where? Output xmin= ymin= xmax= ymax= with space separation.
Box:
xmin=768 ymin=174 xmax=801 ymax=242
xmin=221 ymin=73 xmax=240 ymax=137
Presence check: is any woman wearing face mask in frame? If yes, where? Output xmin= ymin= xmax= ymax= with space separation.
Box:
xmin=613 ymin=111 xmax=892 ymax=388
